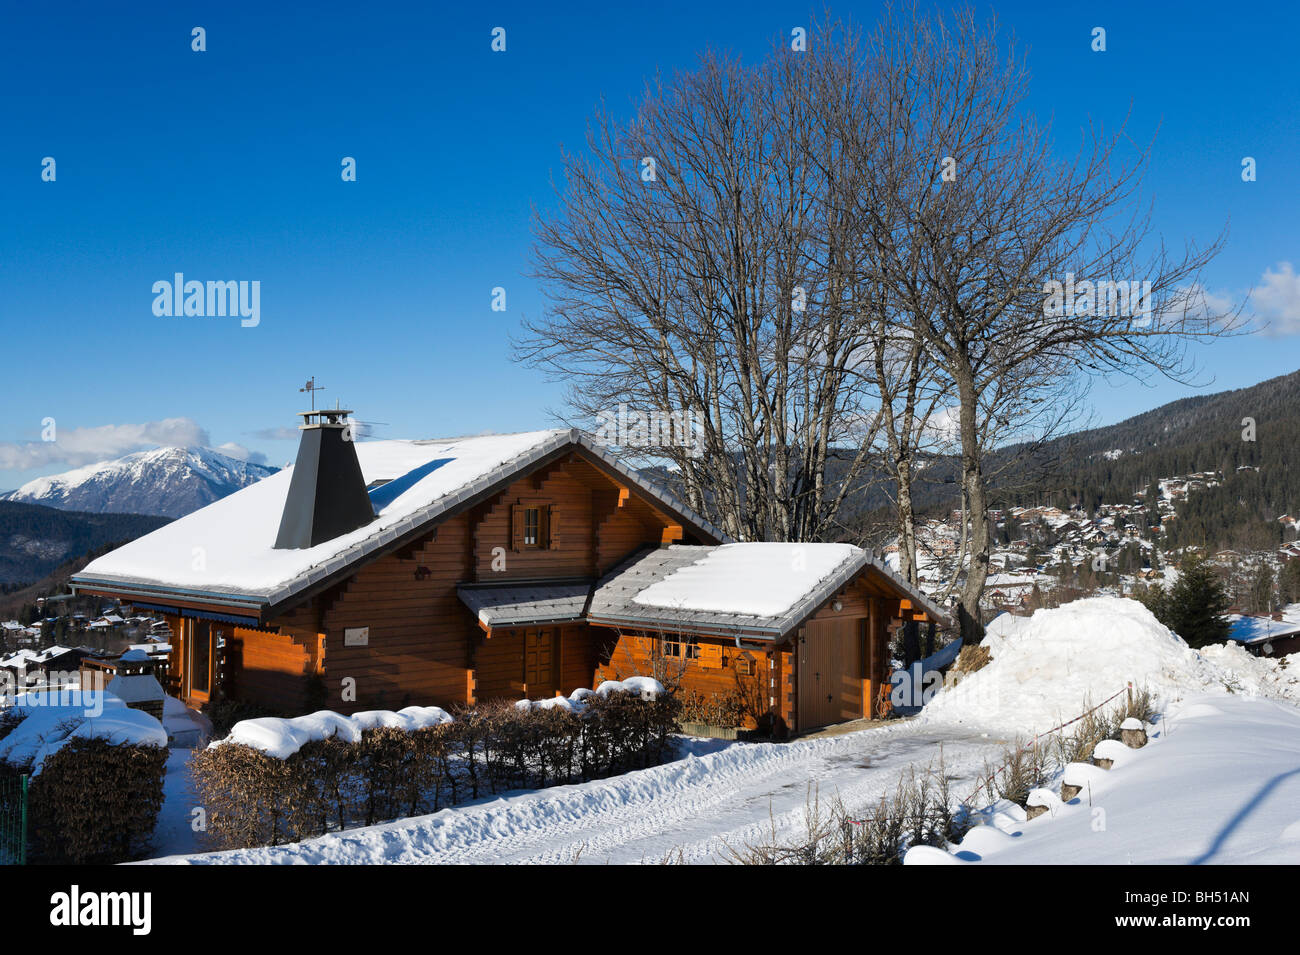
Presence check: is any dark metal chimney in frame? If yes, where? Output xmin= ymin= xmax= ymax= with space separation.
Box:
xmin=273 ymin=408 xmax=375 ymax=549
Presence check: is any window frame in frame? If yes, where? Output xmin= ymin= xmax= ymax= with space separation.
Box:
xmin=662 ymin=635 xmax=699 ymax=661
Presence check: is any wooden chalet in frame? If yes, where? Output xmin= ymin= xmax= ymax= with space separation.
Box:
xmin=71 ymin=410 xmax=946 ymax=735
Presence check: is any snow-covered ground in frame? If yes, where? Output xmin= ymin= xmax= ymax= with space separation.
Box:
xmin=911 ymin=694 xmax=1300 ymax=865
xmin=143 ymin=723 xmax=1005 ymax=865
xmin=143 ymin=595 xmax=1300 ymax=865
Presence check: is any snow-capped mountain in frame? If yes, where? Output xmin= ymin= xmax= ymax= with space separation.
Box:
xmin=1 ymin=447 xmax=277 ymax=519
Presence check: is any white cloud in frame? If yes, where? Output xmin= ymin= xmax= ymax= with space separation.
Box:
xmin=1250 ymin=261 xmax=1300 ymax=335
xmin=0 ymin=417 xmax=210 ymax=471
xmin=924 ymin=405 xmax=962 ymax=445
xmin=214 ymin=441 xmax=269 ymax=465
xmin=250 ymin=425 xmax=300 ymax=441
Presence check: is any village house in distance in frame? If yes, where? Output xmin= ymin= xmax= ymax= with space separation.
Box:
xmin=70 ymin=409 xmax=945 ymax=735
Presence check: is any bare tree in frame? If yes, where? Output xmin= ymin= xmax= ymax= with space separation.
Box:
xmin=846 ymin=6 xmax=1241 ymax=638
xmin=519 ymin=38 xmax=883 ymax=543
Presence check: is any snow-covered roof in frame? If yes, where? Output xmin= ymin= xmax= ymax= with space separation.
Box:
xmin=71 ymin=429 xmax=729 ymax=613
xmin=1228 ymin=614 xmax=1300 ymax=645
xmin=588 ymin=542 xmax=949 ymax=638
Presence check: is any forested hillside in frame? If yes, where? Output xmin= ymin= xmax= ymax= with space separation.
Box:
xmin=842 ymin=370 xmax=1300 ymax=553
xmin=1006 ymin=369 xmax=1300 ymax=551
xmin=0 ymin=500 xmax=168 ymax=587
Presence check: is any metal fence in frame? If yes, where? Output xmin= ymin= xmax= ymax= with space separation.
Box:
xmin=0 ymin=773 xmax=28 ymax=865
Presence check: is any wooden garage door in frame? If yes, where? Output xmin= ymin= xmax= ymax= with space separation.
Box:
xmin=798 ymin=618 xmax=864 ymax=729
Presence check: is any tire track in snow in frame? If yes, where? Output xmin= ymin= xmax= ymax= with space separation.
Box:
xmin=148 ymin=723 xmax=1002 ymax=865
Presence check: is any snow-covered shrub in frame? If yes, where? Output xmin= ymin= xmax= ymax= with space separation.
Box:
xmin=192 ymin=688 xmax=682 ymax=851
xmin=0 ymin=696 xmax=168 ymax=864
xmin=22 ymin=737 xmax=168 ymax=864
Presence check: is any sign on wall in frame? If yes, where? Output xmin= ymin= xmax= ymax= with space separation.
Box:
xmin=343 ymin=626 xmax=370 ymax=647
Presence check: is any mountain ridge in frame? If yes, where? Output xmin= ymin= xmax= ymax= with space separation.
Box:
xmin=2 ymin=446 xmax=277 ymax=519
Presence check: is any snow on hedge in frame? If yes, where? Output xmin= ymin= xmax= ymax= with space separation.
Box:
xmin=513 ymin=678 xmax=663 ymax=712
xmin=0 ymin=690 xmax=167 ymax=774
xmin=226 ymin=680 xmax=670 ymax=756
xmin=218 ymin=706 xmax=454 ymax=759
xmin=919 ymin=596 xmax=1300 ymax=736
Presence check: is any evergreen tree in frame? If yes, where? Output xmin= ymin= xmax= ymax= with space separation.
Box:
xmin=1152 ymin=553 xmax=1232 ymax=648
xmin=1280 ymin=559 xmax=1300 ymax=606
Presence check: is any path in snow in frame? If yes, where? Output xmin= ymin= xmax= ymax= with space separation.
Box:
xmin=148 ymin=722 xmax=1005 ymax=865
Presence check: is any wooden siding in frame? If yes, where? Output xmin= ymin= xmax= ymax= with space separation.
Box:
xmin=595 ymin=627 xmax=773 ymax=730
xmin=319 ymin=515 xmax=475 ymax=714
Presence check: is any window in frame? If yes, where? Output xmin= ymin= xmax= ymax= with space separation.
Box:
xmin=663 ymin=636 xmax=699 ymax=660
xmin=511 ymin=503 xmax=551 ymax=550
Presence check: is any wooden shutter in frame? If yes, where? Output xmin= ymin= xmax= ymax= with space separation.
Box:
xmin=698 ymin=641 xmax=724 ymax=669
xmin=510 ymin=505 xmax=523 ymax=551
xmin=546 ymin=505 xmax=559 ymax=549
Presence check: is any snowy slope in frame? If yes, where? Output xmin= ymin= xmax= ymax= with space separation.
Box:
xmin=909 ymin=695 xmax=1300 ymax=865
xmin=3 ymin=447 xmax=276 ymax=518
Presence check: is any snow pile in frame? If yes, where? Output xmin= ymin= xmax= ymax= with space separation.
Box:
xmin=633 ymin=542 xmax=858 ymax=617
xmin=218 ymin=706 xmax=454 ymax=759
xmin=162 ymin=695 xmax=211 ymax=748
xmin=1198 ymin=641 xmax=1300 ymax=700
xmin=0 ymin=691 xmax=167 ymax=774
xmin=919 ymin=596 xmax=1300 ymax=736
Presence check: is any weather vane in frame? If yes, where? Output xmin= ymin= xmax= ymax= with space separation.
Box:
xmin=300 ymin=377 xmax=325 ymax=411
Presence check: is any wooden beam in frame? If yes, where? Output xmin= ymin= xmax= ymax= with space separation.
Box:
xmin=661 ymin=523 xmax=683 ymax=545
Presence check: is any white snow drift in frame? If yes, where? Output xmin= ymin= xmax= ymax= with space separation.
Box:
xmin=919 ymin=596 xmax=1300 ymax=737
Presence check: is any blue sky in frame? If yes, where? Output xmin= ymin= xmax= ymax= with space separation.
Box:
xmin=1 ymin=0 xmax=1297 ymax=489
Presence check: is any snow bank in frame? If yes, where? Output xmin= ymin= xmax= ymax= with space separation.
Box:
xmin=913 ymin=694 xmax=1300 ymax=865
xmin=920 ymin=596 xmax=1300 ymax=736
xmin=0 ymin=691 xmax=167 ymax=774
